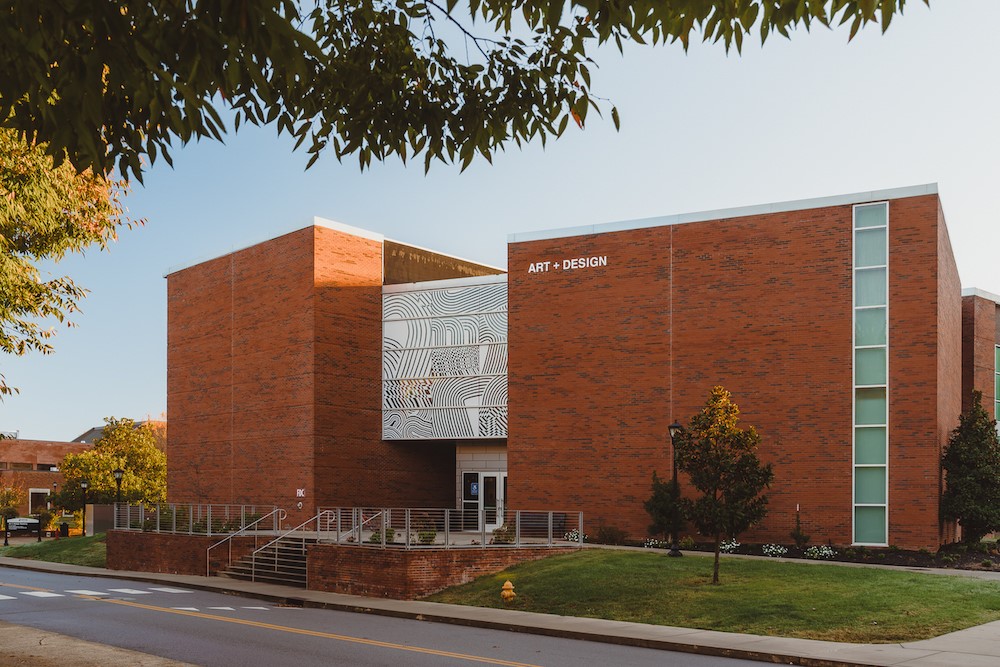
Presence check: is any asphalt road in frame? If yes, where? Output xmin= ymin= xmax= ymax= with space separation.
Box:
xmin=0 ymin=567 xmax=763 ymax=667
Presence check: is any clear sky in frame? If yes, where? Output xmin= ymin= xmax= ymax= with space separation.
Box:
xmin=3 ymin=1 xmax=998 ymax=440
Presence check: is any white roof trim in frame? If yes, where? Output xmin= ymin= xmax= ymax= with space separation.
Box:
xmin=382 ymin=273 xmax=507 ymax=293
xmin=962 ymin=287 xmax=1000 ymax=305
xmin=508 ymin=183 xmax=939 ymax=244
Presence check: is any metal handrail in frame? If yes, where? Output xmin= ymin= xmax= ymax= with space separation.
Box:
xmin=250 ymin=510 xmax=336 ymax=582
xmin=205 ymin=508 xmax=286 ymax=577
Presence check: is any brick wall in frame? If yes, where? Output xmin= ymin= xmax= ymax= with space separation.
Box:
xmin=106 ymin=530 xmax=257 ymax=575
xmin=167 ymin=228 xmax=318 ymax=523
xmin=508 ymin=194 xmax=955 ymax=550
xmin=936 ymin=204 xmax=963 ymax=545
xmin=962 ymin=295 xmax=1000 ymax=416
xmin=306 ymin=545 xmax=575 ymax=599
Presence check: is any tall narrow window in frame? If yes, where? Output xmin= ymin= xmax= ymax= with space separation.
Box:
xmin=854 ymin=202 xmax=889 ymax=546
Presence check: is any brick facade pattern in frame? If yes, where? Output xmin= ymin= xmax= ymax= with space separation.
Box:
xmin=306 ymin=545 xmax=575 ymax=599
xmin=508 ymin=194 xmax=958 ymax=550
xmin=106 ymin=530 xmax=257 ymax=575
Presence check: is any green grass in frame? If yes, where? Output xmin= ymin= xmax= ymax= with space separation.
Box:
xmin=0 ymin=533 xmax=106 ymax=568
xmin=426 ymin=550 xmax=1000 ymax=643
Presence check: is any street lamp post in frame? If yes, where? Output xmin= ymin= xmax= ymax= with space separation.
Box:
xmin=667 ymin=421 xmax=684 ymax=558
xmin=113 ymin=468 xmax=124 ymax=505
xmin=80 ymin=480 xmax=89 ymax=538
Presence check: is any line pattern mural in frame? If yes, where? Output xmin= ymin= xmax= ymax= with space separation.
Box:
xmin=382 ymin=280 xmax=508 ymax=439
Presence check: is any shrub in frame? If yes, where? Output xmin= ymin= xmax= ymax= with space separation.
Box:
xmin=719 ymin=538 xmax=740 ymax=554
xmin=643 ymin=538 xmax=664 ymax=549
xmin=418 ymin=529 xmax=437 ymax=544
xmin=595 ymin=525 xmax=628 ymax=545
xmin=679 ymin=536 xmax=696 ymax=550
xmin=490 ymin=524 xmax=515 ymax=544
xmin=790 ymin=511 xmax=810 ymax=549
xmin=367 ymin=527 xmax=396 ymax=544
xmin=563 ymin=529 xmax=587 ymax=543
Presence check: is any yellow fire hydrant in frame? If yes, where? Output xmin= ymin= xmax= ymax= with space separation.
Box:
xmin=500 ymin=580 xmax=516 ymax=604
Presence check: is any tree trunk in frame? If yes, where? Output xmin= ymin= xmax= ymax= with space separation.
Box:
xmin=713 ymin=533 xmax=721 ymax=584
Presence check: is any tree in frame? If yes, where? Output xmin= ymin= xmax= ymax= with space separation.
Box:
xmin=0 ymin=1 xmax=923 ymax=181
xmin=0 ymin=129 xmax=134 ymax=396
xmin=644 ymin=471 xmax=684 ymax=544
xmin=55 ymin=417 xmax=166 ymax=510
xmin=674 ymin=386 xmax=773 ymax=584
xmin=0 ymin=473 xmax=26 ymax=512
xmin=941 ymin=391 xmax=1000 ymax=544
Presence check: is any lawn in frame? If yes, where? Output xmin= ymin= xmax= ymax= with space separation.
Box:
xmin=426 ymin=550 xmax=1000 ymax=643
xmin=0 ymin=534 xmax=106 ymax=568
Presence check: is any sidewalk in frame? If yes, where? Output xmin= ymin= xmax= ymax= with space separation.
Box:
xmin=2 ymin=553 xmax=1000 ymax=667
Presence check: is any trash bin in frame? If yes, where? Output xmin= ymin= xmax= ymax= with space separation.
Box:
xmin=59 ymin=522 xmax=69 ymax=538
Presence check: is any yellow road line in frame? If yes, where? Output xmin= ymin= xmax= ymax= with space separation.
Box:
xmin=92 ymin=598 xmax=541 ymax=667
xmin=0 ymin=581 xmax=51 ymax=592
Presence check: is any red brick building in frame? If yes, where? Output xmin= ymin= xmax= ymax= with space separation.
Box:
xmin=0 ymin=439 xmax=90 ymax=514
xmin=166 ymin=186 xmax=1000 ymax=549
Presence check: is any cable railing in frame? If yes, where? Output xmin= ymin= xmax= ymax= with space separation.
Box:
xmin=314 ymin=507 xmax=584 ymax=549
xmin=113 ymin=503 xmax=281 ymax=536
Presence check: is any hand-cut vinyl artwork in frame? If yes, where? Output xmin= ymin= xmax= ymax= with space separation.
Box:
xmin=383 ymin=281 xmax=508 ymax=439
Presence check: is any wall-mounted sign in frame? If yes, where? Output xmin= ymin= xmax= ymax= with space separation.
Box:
xmin=528 ymin=256 xmax=608 ymax=274
xmin=296 ymin=488 xmax=306 ymax=498
xmin=470 ymin=482 xmax=479 ymax=496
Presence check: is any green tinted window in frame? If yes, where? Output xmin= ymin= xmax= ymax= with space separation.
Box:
xmin=856 ymin=388 xmax=887 ymax=425
xmin=855 ymin=203 xmax=887 ymax=229
xmin=856 ymin=427 xmax=887 ymax=464
xmin=855 ymin=228 xmax=887 ymax=267
xmin=856 ymin=268 xmax=887 ymax=307
xmin=855 ymin=308 xmax=887 ymax=346
xmin=855 ymin=506 xmax=887 ymax=544
xmin=855 ymin=467 xmax=887 ymax=504
xmin=855 ymin=348 xmax=887 ymax=386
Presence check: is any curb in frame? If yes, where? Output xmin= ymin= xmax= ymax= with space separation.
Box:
xmin=0 ymin=556 xmax=898 ymax=667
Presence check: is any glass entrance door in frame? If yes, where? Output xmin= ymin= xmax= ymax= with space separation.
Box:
xmin=463 ymin=471 xmax=507 ymax=532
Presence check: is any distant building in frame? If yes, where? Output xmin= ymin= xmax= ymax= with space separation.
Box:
xmin=165 ymin=184 xmax=999 ymax=549
xmin=0 ymin=439 xmax=90 ymax=514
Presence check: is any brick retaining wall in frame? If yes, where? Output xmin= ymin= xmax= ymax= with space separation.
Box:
xmin=307 ymin=545 xmax=576 ymax=599
xmin=107 ymin=530 xmax=257 ymax=575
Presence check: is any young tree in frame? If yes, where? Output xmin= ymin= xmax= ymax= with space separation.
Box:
xmin=644 ymin=472 xmax=685 ymax=547
xmin=0 ymin=1 xmax=920 ymax=181
xmin=941 ymin=391 xmax=1000 ymax=544
xmin=0 ymin=129 xmax=135 ymax=396
xmin=674 ymin=386 xmax=773 ymax=584
xmin=56 ymin=417 xmax=166 ymax=509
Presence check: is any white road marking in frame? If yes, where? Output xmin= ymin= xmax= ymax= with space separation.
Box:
xmin=0 ymin=595 xmax=15 ymax=600
xmin=148 ymin=587 xmax=192 ymax=593
xmin=172 ymin=607 xmax=201 ymax=611
xmin=208 ymin=606 xmax=235 ymax=611
xmin=66 ymin=590 xmax=108 ymax=596
xmin=242 ymin=606 xmax=269 ymax=610
xmin=21 ymin=592 xmax=63 ymax=597
xmin=107 ymin=588 xmax=152 ymax=595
